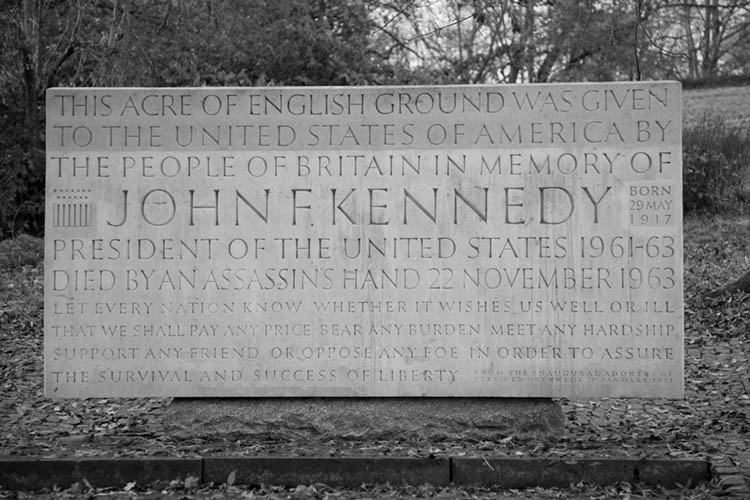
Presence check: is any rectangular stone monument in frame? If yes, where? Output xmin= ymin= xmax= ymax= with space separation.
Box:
xmin=45 ymin=83 xmax=684 ymax=399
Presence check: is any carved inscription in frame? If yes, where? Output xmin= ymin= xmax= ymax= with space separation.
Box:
xmin=44 ymin=84 xmax=684 ymax=397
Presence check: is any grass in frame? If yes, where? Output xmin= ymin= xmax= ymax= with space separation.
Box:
xmin=683 ymin=114 xmax=750 ymax=213
xmin=682 ymin=83 xmax=750 ymax=214
xmin=683 ymin=85 xmax=750 ymax=128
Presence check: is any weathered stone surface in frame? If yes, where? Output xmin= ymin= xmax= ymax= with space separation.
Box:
xmin=0 ymin=456 xmax=713 ymax=491
xmin=0 ymin=458 xmax=201 ymax=490
xmin=203 ymin=457 xmax=449 ymax=487
xmin=0 ymin=459 xmax=77 ymax=490
xmin=45 ymin=84 xmax=684 ymax=398
xmin=452 ymin=458 xmax=710 ymax=488
xmin=637 ymin=459 xmax=710 ymax=487
xmin=163 ymin=398 xmax=564 ymax=440
xmin=453 ymin=458 xmax=638 ymax=487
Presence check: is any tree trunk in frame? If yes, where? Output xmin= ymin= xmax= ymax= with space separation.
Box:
xmin=707 ymin=268 xmax=750 ymax=297
xmin=21 ymin=0 xmax=41 ymax=156
xmin=683 ymin=5 xmax=699 ymax=79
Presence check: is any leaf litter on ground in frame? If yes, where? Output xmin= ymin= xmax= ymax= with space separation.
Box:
xmin=1 ymin=218 xmax=749 ymax=498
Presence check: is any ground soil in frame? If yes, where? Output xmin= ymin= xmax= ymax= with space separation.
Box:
xmin=1 ymin=217 xmax=749 ymax=499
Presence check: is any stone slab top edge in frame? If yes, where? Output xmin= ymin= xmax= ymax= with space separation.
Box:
xmin=45 ymin=81 xmax=682 ymax=91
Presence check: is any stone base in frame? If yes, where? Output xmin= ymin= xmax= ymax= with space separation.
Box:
xmin=162 ymin=398 xmax=564 ymax=441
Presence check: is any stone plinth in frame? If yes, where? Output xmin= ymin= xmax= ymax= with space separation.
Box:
xmin=162 ymin=398 xmax=563 ymax=441
xmin=45 ymin=84 xmax=684 ymax=399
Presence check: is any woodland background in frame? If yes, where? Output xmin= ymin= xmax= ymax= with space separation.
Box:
xmin=2 ymin=2 xmax=750 ymax=498
xmin=1 ymin=0 xmax=750 ymax=238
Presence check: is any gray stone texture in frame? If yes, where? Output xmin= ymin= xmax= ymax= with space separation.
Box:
xmin=163 ymin=398 xmax=564 ymax=441
xmin=45 ymin=85 xmax=684 ymax=399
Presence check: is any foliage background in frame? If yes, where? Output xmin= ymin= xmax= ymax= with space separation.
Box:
xmin=1 ymin=0 xmax=749 ymax=236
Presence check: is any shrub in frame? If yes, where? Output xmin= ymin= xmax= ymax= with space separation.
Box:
xmin=683 ymin=114 xmax=750 ymax=214
xmin=0 ymin=234 xmax=43 ymax=270
xmin=0 ymin=98 xmax=45 ymax=239
xmin=682 ymin=74 xmax=750 ymax=90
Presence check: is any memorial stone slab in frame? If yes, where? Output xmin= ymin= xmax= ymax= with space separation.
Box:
xmin=44 ymin=83 xmax=684 ymax=398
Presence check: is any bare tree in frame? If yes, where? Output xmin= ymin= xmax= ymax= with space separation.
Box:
xmin=644 ymin=0 xmax=750 ymax=79
xmin=370 ymin=0 xmax=658 ymax=83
